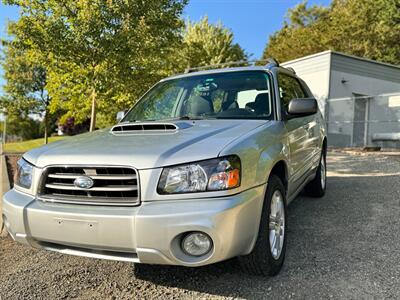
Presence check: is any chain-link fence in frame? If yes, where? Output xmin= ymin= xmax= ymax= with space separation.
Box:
xmin=326 ymin=92 xmax=400 ymax=148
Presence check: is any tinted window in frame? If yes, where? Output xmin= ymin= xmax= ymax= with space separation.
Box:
xmin=278 ymin=73 xmax=306 ymax=109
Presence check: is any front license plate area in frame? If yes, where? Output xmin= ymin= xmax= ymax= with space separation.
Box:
xmin=54 ymin=217 xmax=99 ymax=231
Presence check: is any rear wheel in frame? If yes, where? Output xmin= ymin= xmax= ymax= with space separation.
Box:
xmin=238 ymin=175 xmax=287 ymax=276
xmin=304 ymin=150 xmax=326 ymax=197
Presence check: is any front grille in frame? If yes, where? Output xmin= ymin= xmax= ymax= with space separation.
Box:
xmin=38 ymin=166 xmax=139 ymax=206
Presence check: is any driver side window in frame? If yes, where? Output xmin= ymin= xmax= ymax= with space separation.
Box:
xmin=278 ymin=73 xmax=306 ymax=110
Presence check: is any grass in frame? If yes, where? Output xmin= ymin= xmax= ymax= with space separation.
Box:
xmin=3 ymin=136 xmax=67 ymax=153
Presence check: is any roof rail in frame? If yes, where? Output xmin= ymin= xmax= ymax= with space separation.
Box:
xmin=265 ymin=58 xmax=279 ymax=68
xmin=285 ymin=66 xmax=296 ymax=74
xmin=184 ymin=59 xmax=279 ymax=73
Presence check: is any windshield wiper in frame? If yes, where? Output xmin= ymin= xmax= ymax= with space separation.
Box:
xmin=161 ymin=116 xmax=208 ymax=121
xmin=124 ymin=116 xmax=208 ymax=123
xmin=176 ymin=115 xmax=204 ymax=120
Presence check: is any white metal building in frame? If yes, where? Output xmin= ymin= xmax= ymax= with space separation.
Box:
xmin=282 ymin=51 xmax=400 ymax=148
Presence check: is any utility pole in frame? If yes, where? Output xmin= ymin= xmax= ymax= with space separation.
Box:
xmin=89 ymin=88 xmax=96 ymax=132
xmin=1 ymin=109 xmax=6 ymax=146
xmin=3 ymin=116 xmax=6 ymax=145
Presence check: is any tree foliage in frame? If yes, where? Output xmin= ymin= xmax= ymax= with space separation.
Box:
xmin=4 ymin=114 xmax=43 ymax=141
xmin=180 ymin=16 xmax=248 ymax=69
xmin=2 ymin=3 xmax=249 ymax=132
xmin=4 ymin=0 xmax=188 ymax=130
xmin=263 ymin=0 xmax=400 ymax=65
xmin=0 ymin=41 xmax=51 ymax=142
xmin=1 ymin=41 xmax=46 ymax=115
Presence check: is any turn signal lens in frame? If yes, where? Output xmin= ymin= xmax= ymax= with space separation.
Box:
xmin=227 ymin=168 xmax=240 ymax=188
xmin=207 ymin=168 xmax=240 ymax=190
xmin=206 ymin=157 xmax=240 ymax=191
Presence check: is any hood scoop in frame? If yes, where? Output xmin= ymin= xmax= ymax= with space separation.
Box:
xmin=111 ymin=122 xmax=179 ymax=134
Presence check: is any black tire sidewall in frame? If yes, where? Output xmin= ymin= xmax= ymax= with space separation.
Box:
xmin=316 ymin=151 xmax=327 ymax=194
xmin=263 ymin=175 xmax=287 ymax=275
xmin=239 ymin=175 xmax=287 ymax=276
xmin=322 ymin=151 xmax=327 ymax=190
xmin=304 ymin=150 xmax=327 ymax=197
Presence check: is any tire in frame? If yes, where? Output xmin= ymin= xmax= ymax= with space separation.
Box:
xmin=304 ymin=150 xmax=327 ymax=197
xmin=238 ymin=175 xmax=287 ymax=276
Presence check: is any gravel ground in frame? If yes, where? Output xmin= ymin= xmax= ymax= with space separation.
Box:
xmin=1 ymin=152 xmax=399 ymax=299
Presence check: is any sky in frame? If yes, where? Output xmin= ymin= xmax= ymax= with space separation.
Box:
xmin=0 ymin=0 xmax=332 ymax=94
xmin=184 ymin=0 xmax=331 ymax=58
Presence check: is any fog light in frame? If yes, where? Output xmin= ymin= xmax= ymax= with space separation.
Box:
xmin=181 ymin=232 xmax=212 ymax=257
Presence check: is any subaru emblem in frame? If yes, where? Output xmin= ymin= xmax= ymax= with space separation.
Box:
xmin=74 ymin=176 xmax=94 ymax=189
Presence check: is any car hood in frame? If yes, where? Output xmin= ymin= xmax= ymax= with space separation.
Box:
xmin=24 ymin=120 xmax=268 ymax=169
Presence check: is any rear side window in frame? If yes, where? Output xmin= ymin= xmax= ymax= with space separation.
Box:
xmin=236 ymin=90 xmax=269 ymax=110
xmin=278 ymin=73 xmax=306 ymax=109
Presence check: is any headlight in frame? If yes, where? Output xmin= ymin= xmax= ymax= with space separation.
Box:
xmin=15 ymin=158 xmax=33 ymax=189
xmin=157 ymin=155 xmax=241 ymax=194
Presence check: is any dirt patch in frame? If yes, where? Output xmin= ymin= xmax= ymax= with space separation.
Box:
xmin=5 ymin=154 xmax=22 ymax=187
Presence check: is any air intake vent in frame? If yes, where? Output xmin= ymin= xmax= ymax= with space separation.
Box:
xmin=111 ymin=123 xmax=178 ymax=133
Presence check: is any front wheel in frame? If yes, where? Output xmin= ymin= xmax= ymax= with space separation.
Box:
xmin=304 ymin=151 xmax=327 ymax=197
xmin=238 ymin=175 xmax=287 ymax=276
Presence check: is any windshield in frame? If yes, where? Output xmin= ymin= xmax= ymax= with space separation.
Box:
xmin=122 ymin=71 xmax=272 ymax=122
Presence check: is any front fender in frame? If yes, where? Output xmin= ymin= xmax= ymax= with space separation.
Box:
xmin=255 ymin=143 xmax=289 ymax=186
xmin=219 ymin=121 xmax=288 ymax=190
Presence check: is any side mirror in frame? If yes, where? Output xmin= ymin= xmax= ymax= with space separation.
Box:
xmin=116 ymin=110 xmax=127 ymax=122
xmin=287 ymin=98 xmax=318 ymax=118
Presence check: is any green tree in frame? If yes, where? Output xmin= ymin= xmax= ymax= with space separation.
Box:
xmin=3 ymin=112 xmax=43 ymax=141
xmin=181 ymin=16 xmax=248 ymax=69
xmin=263 ymin=0 xmax=400 ymax=65
xmin=4 ymin=0 xmax=187 ymax=131
xmin=327 ymin=0 xmax=400 ymax=63
xmin=1 ymin=41 xmax=50 ymax=143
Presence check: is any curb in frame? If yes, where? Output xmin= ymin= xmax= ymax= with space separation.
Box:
xmin=329 ymin=148 xmax=400 ymax=157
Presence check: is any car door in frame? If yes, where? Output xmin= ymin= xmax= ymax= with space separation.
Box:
xmin=278 ymin=72 xmax=315 ymax=194
xmin=299 ymin=78 xmax=322 ymax=169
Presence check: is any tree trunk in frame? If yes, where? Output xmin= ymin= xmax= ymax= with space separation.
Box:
xmin=44 ymin=110 xmax=49 ymax=144
xmin=89 ymin=88 xmax=97 ymax=132
xmin=2 ymin=114 xmax=6 ymax=145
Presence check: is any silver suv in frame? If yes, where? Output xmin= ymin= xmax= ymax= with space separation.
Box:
xmin=2 ymin=60 xmax=327 ymax=276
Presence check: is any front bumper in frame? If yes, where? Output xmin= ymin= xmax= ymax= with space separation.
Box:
xmin=2 ymin=185 xmax=266 ymax=267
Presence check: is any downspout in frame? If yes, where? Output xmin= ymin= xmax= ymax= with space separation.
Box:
xmin=325 ymin=51 xmax=333 ymax=133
